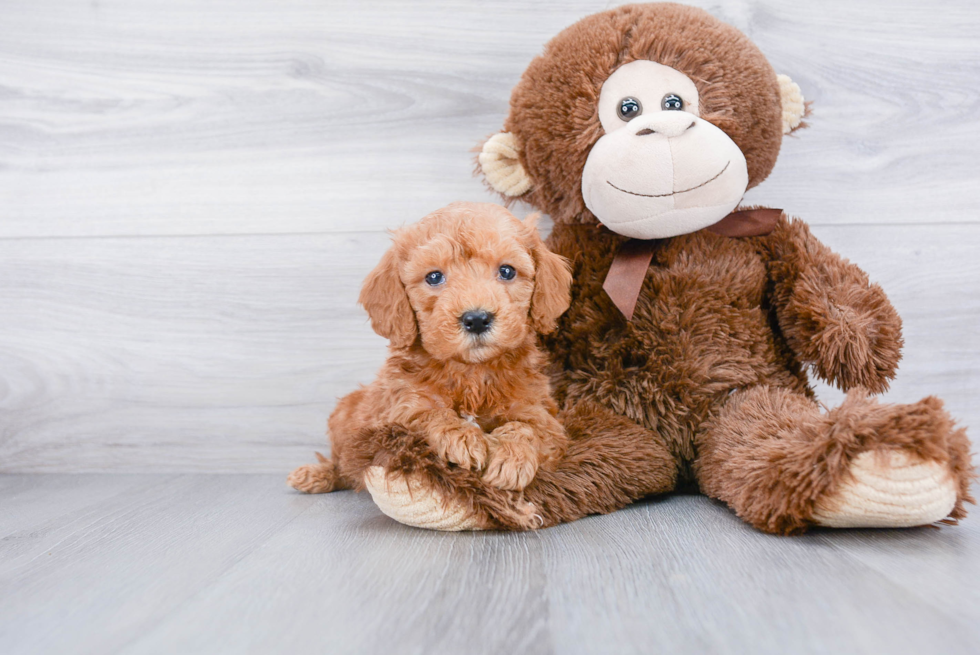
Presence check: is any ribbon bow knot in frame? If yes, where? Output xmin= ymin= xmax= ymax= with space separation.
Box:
xmin=601 ymin=208 xmax=783 ymax=320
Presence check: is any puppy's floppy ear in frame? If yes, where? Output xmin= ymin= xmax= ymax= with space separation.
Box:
xmin=358 ymin=243 xmax=417 ymax=348
xmin=523 ymin=214 xmax=572 ymax=334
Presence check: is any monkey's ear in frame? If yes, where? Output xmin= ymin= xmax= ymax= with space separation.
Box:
xmin=478 ymin=132 xmax=533 ymax=197
xmin=523 ymin=215 xmax=572 ymax=334
xmin=777 ymin=74 xmax=806 ymax=134
xmin=358 ymin=244 xmax=417 ymax=349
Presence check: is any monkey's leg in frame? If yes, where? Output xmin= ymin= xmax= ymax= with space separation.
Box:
xmin=694 ymin=386 xmax=974 ymax=535
xmin=361 ymin=400 xmax=679 ymax=531
xmin=526 ymin=399 xmax=679 ymax=526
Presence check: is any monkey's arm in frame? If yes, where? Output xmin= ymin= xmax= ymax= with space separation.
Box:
xmin=764 ymin=215 xmax=903 ymax=393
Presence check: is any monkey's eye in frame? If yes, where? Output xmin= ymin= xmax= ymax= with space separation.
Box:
xmin=618 ymin=97 xmax=642 ymax=121
xmin=424 ymin=271 xmax=445 ymax=286
xmin=498 ymin=265 xmax=516 ymax=281
xmin=662 ymin=94 xmax=684 ymax=111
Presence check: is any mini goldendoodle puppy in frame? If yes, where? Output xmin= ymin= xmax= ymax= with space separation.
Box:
xmin=288 ymin=202 xmax=572 ymax=495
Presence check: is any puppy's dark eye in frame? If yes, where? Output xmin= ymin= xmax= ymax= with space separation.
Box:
xmin=618 ymin=97 xmax=642 ymax=121
xmin=498 ymin=265 xmax=516 ymax=281
xmin=424 ymin=271 xmax=445 ymax=286
xmin=662 ymin=94 xmax=684 ymax=111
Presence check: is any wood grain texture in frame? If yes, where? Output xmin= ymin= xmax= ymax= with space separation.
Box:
xmin=1 ymin=475 xmax=978 ymax=654
xmin=1 ymin=0 xmax=979 ymax=238
xmin=0 ymin=0 xmax=978 ymax=471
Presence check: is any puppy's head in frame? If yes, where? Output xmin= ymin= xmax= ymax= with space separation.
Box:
xmin=359 ymin=202 xmax=571 ymax=362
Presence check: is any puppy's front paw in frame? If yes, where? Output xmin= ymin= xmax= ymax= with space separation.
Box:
xmin=436 ymin=423 xmax=489 ymax=471
xmin=483 ymin=436 xmax=539 ymax=491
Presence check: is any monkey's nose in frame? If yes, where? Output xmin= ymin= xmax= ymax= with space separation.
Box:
xmin=632 ymin=112 xmax=697 ymax=138
xmin=636 ymin=121 xmax=695 ymax=137
xmin=460 ymin=310 xmax=494 ymax=335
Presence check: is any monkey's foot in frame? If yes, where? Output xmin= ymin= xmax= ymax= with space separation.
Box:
xmin=363 ymin=466 xmax=484 ymax=531
xmin=813 ymin=450 xmax=958 ymax=528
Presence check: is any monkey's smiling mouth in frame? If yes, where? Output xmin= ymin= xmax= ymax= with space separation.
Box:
xmin=607 ymin=161 xmax=730 ymax=198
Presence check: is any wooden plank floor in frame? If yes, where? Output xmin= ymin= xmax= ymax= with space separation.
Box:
xmin=1 ymin=475 xmax=978 ymax=655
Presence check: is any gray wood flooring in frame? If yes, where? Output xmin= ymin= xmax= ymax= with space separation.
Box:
xmin=1 ymin=475 xmax=978 ymax=655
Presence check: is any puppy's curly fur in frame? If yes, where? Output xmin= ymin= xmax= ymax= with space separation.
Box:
xmin=288 ymin=202 xmax=572 ymax=494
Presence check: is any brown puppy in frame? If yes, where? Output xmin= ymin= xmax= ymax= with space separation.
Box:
xmin=288 ymin=202 xmax=572 ymax=494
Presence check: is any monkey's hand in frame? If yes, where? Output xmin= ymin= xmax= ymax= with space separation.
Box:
xmin=768 ymin=219 xmax=902 ymax=394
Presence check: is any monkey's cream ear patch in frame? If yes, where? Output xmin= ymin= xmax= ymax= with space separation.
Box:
xmin=363 ymin=466 xmax=484 ymax=531
xmin=479 ymin=132 xmax=532 ymax=197
xmin=812 ymin=451 xmax=958 ymax=528
xmin=777 ymin=74 xmax=805 ymax=134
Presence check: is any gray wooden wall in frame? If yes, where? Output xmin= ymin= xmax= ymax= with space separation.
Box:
xmin=1 ymin=0 xmax=977 ymax=473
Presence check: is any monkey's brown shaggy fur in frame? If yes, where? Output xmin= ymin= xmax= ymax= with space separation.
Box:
xmin=288 ymin=202 xmax=572 ymax=495
xmin=347 ymin=3 xmax=975 ymax=533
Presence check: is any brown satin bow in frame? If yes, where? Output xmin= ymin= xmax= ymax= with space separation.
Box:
xmin=602 ymin=208 xmax=783 ymax=320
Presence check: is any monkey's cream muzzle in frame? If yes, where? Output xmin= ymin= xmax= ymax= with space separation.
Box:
xmin=581 ymin=110 xmax=749 ymax=240
xmin=578 ymin=59 xmax=749 ymax=240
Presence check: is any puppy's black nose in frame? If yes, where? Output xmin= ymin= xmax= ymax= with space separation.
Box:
xmin=460 ymin=310 xmax=494 ymax=335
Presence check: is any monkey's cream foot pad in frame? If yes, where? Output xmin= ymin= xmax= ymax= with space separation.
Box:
xmin=363 ymin=466 xmax=484 ymax=531
xmin=813 ymin=451 xmax=958 ymax=528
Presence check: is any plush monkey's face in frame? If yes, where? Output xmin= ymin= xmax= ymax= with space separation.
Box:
xmin=477 ymin=4 xmax=805 ymax=240
xmin=581 ymin=60 xmax=749 ymax=239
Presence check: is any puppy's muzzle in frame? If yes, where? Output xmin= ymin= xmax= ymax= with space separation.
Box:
xmin=460 ymin=310 xmax=494 ymax=335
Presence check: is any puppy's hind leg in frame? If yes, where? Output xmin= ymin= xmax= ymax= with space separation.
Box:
xmin=288 ymin=452 xmax=350 ymax=494
xmin=290 ymin=387 xmax=367 ymax=493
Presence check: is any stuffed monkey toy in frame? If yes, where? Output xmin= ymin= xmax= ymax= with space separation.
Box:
xmin=354 ymin=2 xmax=975 ymax=534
